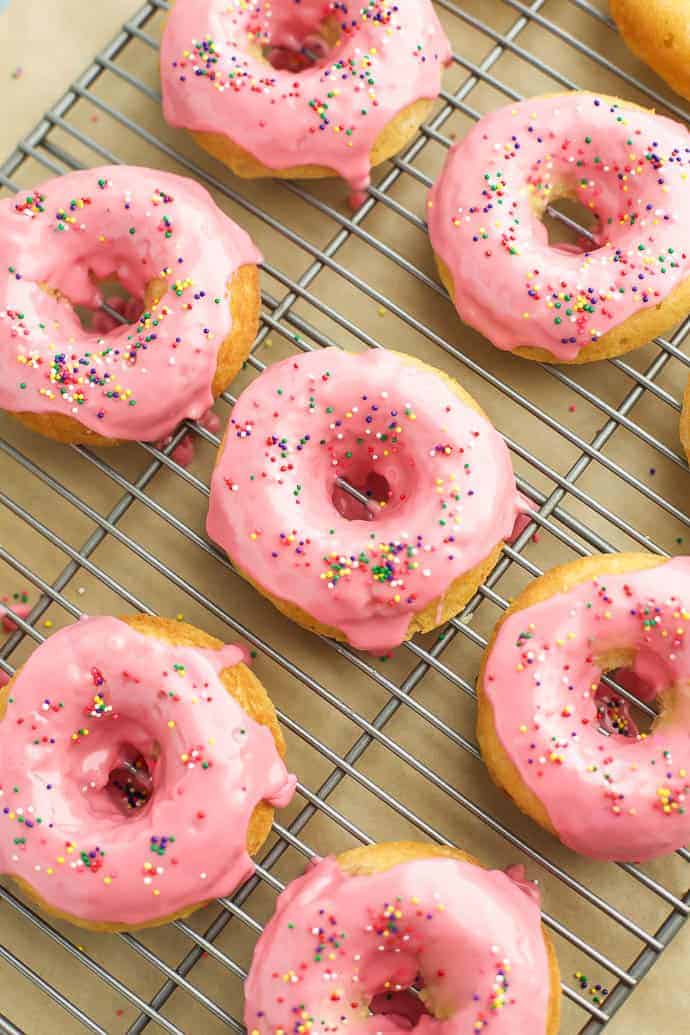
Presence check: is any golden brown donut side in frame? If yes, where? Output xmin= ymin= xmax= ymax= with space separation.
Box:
xmin=337 ymin=841 xmax=561 ymax=1035
xmin=611 ymin=0 xmax=690 ymax=102
xmin=680 ymin=377 xmax=690 ymax=465
xmin=0 ymin=614 xmax=285 ymax=932
xmin=191 ymin=98 xmax=434 ymax=181
xmin=9 ymin=264 xmax=260 ymax=446
xmin=211 ymin=350 xmax=511 ymax=650
xmin=476 ymin=552 xmax=665 ymax=844
xmin=435 ymin=243 xmax=690 ymax=366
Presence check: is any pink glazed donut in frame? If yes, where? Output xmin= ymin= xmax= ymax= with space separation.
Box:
xmin=244 ymin=842 xmax=561 ymax=1035
xmin=207 ymin=348 xmax=523 ymax=654
xmin=478 ymin=553 xmax=690 ymax=862
xmin=0 ymin=166 xmax=261 ymax=444
xmin=0 ymin=616 xmax=296 ymax=930
xmin=160 ymin=0 xmax=451 ymax=193
xmin=428 ymin=93 xmax=690 ymax=363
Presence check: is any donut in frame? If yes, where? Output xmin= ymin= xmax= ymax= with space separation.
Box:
xmin=0 ymin=615 xmax=296 ymax=931
xmin=160 ymin=0 xmax=451 ymax=194
xmin=611 ymin=0 xmax=690 ymax=104
xmin=244 ymin=841 xmax=561 ymax=1034
xmin=0 ymin=166 xmax=261 ymax=445
xmin=679 ymin=378 xmax=690 ymax=465
xmin=206 ymin=348 xmax=523 ymax=654
xmin=477 ymin=552 xmax=690 ymax=862
xmin=427 ymin=93 xmax=690 ymax=364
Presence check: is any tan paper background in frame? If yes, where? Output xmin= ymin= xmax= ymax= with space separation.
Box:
xmin=0 ymin=1 xmax=688 ymax=1032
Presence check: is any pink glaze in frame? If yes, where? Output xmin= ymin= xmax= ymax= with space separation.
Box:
xmin=0 ymin=617 xmax=295 ymax=925
xmin=483 ymin=557 xmax=690 ymax=861
xmin=206 ymin=348 xmax=522 ymax=653
xmin=156 ymin=406 xmax=223 ymax=469
xmin=1 ymin=602 xmax=31 ymax=633
xmin=161 ymin=0 xmax=451 ymax=192
xmin=0 ymin=166 xmax=261 ymax=440
xmin=427 ymin=94 xmax=690 ymax=360
xmin=244 ymin=854 xmax=552 ymax=1034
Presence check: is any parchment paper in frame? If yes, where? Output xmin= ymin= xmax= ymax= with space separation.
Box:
xmin=0 ymin=2 xmax=688 ymax=1032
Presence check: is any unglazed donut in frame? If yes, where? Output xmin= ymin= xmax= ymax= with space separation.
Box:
xmin=207 ymin=348 xmax=523 ymax=654
xmin=160 ymin=0 xmax=451 ymax=193
xmin=611 ymin=0 xmax=690 ymax=103
xmin=0 ymin=166 xmax=261 ymax=445
xmin=0 ymin=615 xmax=296 ymax=930
xmin=428 ymin=93 xmax=690 ymax=363
xmin=245 ymin=841 xmax=561 ymax=1035
xmin=478 ymin=553 xmax=690 ymax=862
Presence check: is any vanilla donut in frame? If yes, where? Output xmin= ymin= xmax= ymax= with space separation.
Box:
xmin=160 ymin=0 xmax=451 ymax=193
xmin=0 ymin=616 xmax=295 ymax=930
xmin=478 ymin=553 xmax=690 ymax=862
xmin=0 ymin=166 xmax=261 ymax=445
xmin=611 ymin=0 xmax=690 ymax=104
xmin=679 ymin=377 xmax=690 ymax=465
xmin=428 ymin=93 xmax=690 ymax=363
xmin=207 ymin=348 xmax=523 ymax=654
xmin=245 ymin=841 xmax=561 ymax=1035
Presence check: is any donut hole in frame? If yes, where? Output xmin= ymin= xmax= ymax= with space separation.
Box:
xmin=41 ymin=265 xmax=166 ymax=345
xmin=73 ymin=274 xmax=143 ymax=333
xmin=595 ymin=648 xmax=662 ymax=740
xmin=105 ymin=745 xmax=155 ymax=816
xmin=332 ymin=469 xmax=392 ymax=521
xmin=262 ymin=17 xmax=340 ymax=72
xmin=541 ymin=196 xmax=599 ymax=254
xmin=369 ymin=987 xmax=432 ymax=1029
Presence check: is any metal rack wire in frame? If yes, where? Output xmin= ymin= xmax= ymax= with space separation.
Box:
xmin=0 ymin=0 xmax=688 ymax=1032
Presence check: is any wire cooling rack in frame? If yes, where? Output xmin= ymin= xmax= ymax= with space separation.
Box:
xmin=1 ymin=0 xmax=689 ymax=1032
